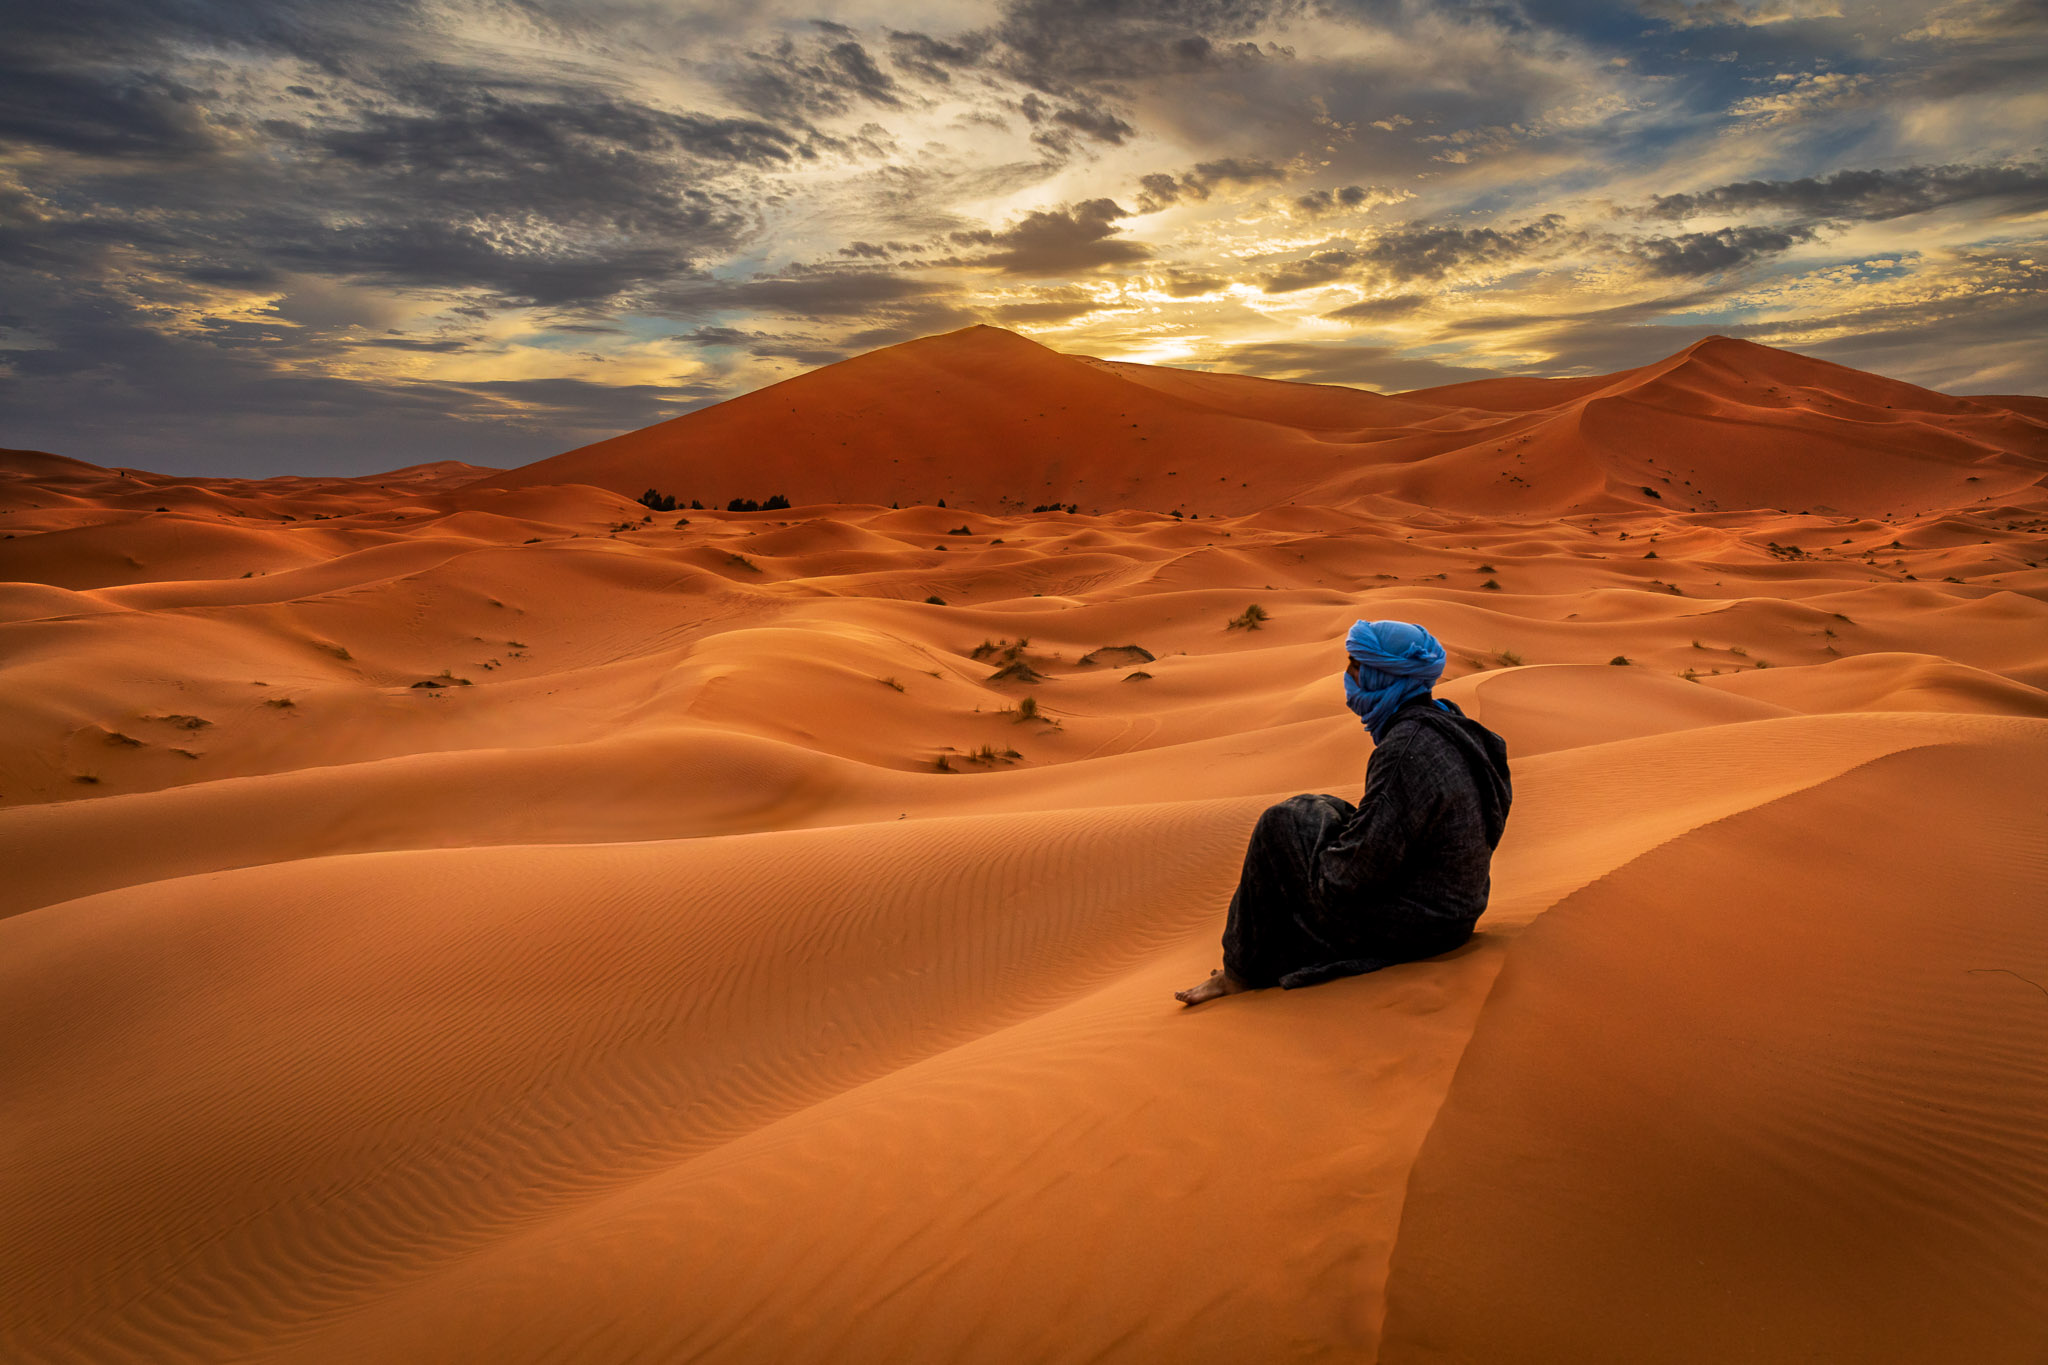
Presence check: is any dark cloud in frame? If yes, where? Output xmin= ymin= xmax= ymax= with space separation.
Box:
xmin=1135 ymin=158 xmax=1287 ymax=211
xmin=1263 ymin=246 xmax=1362 ymax=293
xmin=987 ymin=288 xmax=1103 ymax=325
xmin=349 ymin=337 xmax=472 ymax=352
xmin=1216 ymin=341 xmax=1505 ymax=391
xmin=1295 ymin=184 xmax=1384 ymax=215
xmin=885 ymin=29 xmax=989 ymax=83
xmin=1642 ymin=162 xmax=2048 ymax=224
xmin=1016 ymin=92 xmax=1136 ymax=152
xmin=660 ymin=270 xmax=952 ymax=318
xmin=1325 ymin=293 xmax=1428 ymax=321
xmin=952 ymin=199 xmax=1152 ymax=275
xmin=988 ymin=0 xmax=1302 ymax=90
xmin=1263 ymin=216 xmax=1574 ymax=292
xmin=729 ymin=31 xmax=905 ymax=120
xmin=1630 ymin=224 xmax=1815 ymax=277
xmin=1160 ymin=270 xmax=1231 ymax=296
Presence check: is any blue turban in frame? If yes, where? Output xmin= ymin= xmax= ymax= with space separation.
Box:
xmin=1343 ymin=619 xmax=1448 ymax=741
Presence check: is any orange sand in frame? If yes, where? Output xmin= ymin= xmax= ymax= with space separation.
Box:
xmin=4 ymin=327 xmax=2046 ymax=1362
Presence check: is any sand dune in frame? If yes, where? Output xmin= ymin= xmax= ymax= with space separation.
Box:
xmin=4 ymin=328 xmax=2046 ymax=1362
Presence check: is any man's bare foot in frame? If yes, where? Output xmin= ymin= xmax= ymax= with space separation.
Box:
xmin=1175 ymin=967 xmax=1250 ymax=1007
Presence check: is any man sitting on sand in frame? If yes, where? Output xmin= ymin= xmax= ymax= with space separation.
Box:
xmin=1177 ymin=619 xmax=1513 ymax=1006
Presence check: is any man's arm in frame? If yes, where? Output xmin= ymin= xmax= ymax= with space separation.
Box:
xmin=1312 ymin=729 xmax=1442 ymax=905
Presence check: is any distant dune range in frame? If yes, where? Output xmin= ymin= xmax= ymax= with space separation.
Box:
xmin=3 ymin=327 xmax=2045 ymax=1362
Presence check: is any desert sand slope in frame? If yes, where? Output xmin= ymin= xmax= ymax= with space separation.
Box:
xmin=465 ymin=325 xmax=1373 ymax=517
xmin=0 ymin=713 xmax=2011 ymax=1365
xmin=465 ymin=328 xmax=2048 ymax=519
xmin=1379 ymin=730 xmax=2048 ymax=1365
xmin=4 ymin=333 xmax=2048 ymax=1363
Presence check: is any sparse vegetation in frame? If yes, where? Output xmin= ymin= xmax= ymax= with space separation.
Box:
xmin=263 ymin=696 xmax=297 ymax=708
xmin=1498 ymin=649 xmax=1524 ymax=667
xmin=105 ymin=731 xmax=144 ymax=747
xmin=1481 ymin=579 xmax=1501 ymax=591
xmin=1226 ymin=603 xmax=1269 ymax=631
xmin=74 ymin=773 xmax=101 ymax=785
xmin=878 ymin=676 xmax=905 ymax=692
xmin=946 ymin=525 xmax=972 ymax=535
xmin=160 ymin=714 xmax=211 ymax=730
xmin=638 ymin=488 xmax=678 ymax=512
xmin=925 ymin=594 xmax=947 ymax=605
xmin=1681 ymin=668 xmax=1701 ymax=683
xmin=1031 ymin=502 xmax=1079 ymax=514
xmin=1077 ymin=644 xmax=1155 ymax=667
xmin=1476 ymin=563 xmax=1496 ymax=573
xmin=726 ymin=553 xmax=760 ymax=572
xmin=987 ymin=659 xmax=1047 ymax=684
xmin=1015 ymin=695 xmax=1039 ymax=721
xmin=725 ymin=494 xmax=792 ymax=513
xmin=934 ymin=753 xmax=955 ymax=773
xmin=965 ymin=744 xmax=1022 ymax=765
xmin=972 ymin=638 xmax=1030 ymax=663
xmin=1729 ymin=646 xmax=1748 ymax=657
xmin=1610 ymin=655 xmax=1631 ymax=666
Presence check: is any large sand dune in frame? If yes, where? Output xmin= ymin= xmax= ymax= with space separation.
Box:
xmin=4 ymin=327 xmax=2046 ymax=1362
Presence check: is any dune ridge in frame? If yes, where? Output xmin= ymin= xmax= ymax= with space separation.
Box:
xmin=4 ymin=327 xmax=2046 ymax=1362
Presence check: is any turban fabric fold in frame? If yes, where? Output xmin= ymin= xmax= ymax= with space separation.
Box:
xmin=1343 ymin=619 xmax=1448 ymax=740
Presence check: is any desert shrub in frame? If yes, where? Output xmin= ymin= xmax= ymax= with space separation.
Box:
xmin=986 ymin=659 xmax=1046 ymax=683
xmin=1226 ymin=603 xmax=1269 ymax=631
xmin=934 ymin=753 xmax=954 ymax=773
xmin=1498 ymin=649 xmax=1524 ymax=667
xmin=727 ymin=553 xmax=760 ymax=572
xmin=727 ymin=498 xmax=760 ymax=513
xmin=764 ymin=494 xmax=791 ymax=510
xmin=947 ymin=525 xmax=972 ymax=535
xmin=925 ymin=595 xmax=947 ymax=605
xmin=264 ymin=696 xmax=297 ymax=708
xmin=1016 ymin=695 xmax=1039 ymax=721
xmin=878 ymin=676 xmax=906 ymax=692
xmin=1610 ymin=655 xmax=1631 ymax=666
xmin=638 ymin=489 xmax=677 ymax=512
xmin=1077 ymin=644 xmax=1154 ymax=667
xmin=1481 ymin=579 xmax=1501 ymax=590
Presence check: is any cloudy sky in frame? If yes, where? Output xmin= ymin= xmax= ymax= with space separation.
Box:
xmin=3 ymin=0 xmax=2045 ymax=475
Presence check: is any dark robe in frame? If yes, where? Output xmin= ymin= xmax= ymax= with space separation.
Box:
xmin=1221 ymin=696 xmax=1513 ymax=989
